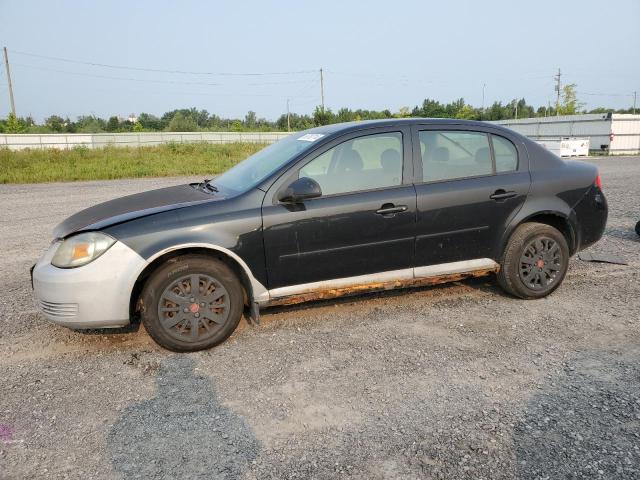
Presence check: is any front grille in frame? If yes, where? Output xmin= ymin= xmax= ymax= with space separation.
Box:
xmin=39 ymin=300 xmax=78 ymax=318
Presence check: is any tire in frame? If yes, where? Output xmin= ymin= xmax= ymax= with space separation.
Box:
xmin=497 ymin=222 xmax=569 ymax=299
xmin=140 ymin=254 xmax=244 ymax=352
xmin=635 ymin=220 xmax=640 ymax=236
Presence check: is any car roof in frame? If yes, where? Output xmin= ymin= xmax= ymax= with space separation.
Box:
xmin=304 ymin=118 xmax=521 ymax=138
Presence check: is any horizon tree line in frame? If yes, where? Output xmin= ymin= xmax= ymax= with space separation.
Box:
xmin=0 ymin=85 xmax=636 ymax=134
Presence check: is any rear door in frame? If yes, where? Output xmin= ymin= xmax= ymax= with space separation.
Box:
xmin=411 ymin=125 xmax=530 ymax=267
xmin=262 ymin=126 xmax=416 ymax=289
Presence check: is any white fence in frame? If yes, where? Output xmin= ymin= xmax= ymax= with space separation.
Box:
xmin=0 ymin=132 xmax=293 ymax=150
xmin=492 ymin=113 xmax=640 ymax=155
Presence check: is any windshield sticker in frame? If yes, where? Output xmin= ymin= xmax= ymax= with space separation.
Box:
xmin=297 ymin=133 xmax=325 ymax=142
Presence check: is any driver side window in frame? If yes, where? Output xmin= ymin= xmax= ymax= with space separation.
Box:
xmin=299 ymin=132 xmax=403 ymax=196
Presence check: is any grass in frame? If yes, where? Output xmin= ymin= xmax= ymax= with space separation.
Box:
xmin=0 ymin=142 xmax=268 ymax=184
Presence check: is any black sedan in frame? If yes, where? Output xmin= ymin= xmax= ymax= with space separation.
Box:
xmin=32 ymin=119 xmax=608 ymax=351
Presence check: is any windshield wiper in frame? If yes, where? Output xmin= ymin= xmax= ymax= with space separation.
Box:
xmin=200 ymin=179 xmax=218 ymax=193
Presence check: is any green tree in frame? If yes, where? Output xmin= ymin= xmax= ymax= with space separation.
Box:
xmin=244 ymin=111 xmax=257 ymax=129
xmin=4 ymin=114 xmax=27 ymax=133
xmin=415 ymin=99 xmax=446 ymax=117
xmin=75 ymin=115 xmax=106 ymax=133
xmin=484 ymin=101 xmax=505 ymax=120
xmin=455 ymin=104 xmax=477 ymax=120
xmin=313 ymin=106 xmax=334 ymax=126
xmin=230 ymin=120 xmax=244 ymax=132
xmin=167 ymin=112 xmax=198 ymax=132
xmin=106 ymin=116 xmax=120 ymax=132
xmin=190 ymin=108 xmax=210 ymax=128
xmin=446 ymin=98 xmax=466 ymax=118
xmin=45 ymin=115 xmax=67 ymax=132
xmin=515 ymin=98 xmax=534 ymax=119
xmin=275 ymin=112 xmax=314 ymax=131
xmin=138 ymin=113 xmax=163 ymax=131
xmin=558 ymin=84 xmax=584 ymax=115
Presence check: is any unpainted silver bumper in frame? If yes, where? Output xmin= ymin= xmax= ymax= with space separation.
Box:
xmin=32 ymin=241 xmax=146 ymax=328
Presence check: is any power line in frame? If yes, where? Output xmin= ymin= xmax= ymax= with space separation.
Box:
xmin=577 ymin=91 xmax=635 ymax=97
xmin=288 ymin=78 xmax=319 ymax=101
xmin=12 ymin=63 xmax=221 ymax=86
xmin=10 ymin=49 xmax=317 ymax=77
xmin=328 ymin=69 xmax=553 ymax=84
xmin=12 ymin=62 xmax=318 ymax=88
xmin=12 ymin=70 xmax=317 ymax=100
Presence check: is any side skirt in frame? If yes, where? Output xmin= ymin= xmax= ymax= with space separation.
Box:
xmin=265 ymin=258 xmax=499 ymax=307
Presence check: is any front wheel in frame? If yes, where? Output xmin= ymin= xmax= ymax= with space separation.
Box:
xmin=140 ymin=254 xmax=244 ymax=352
xmin=497 ymin=222 xmax=569 ymax=299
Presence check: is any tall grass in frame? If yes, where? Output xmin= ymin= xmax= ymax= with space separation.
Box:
xmin=0 ymin=142 xmax=267 ymax=184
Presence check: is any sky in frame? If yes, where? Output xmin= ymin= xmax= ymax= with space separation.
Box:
xmin=0 ymin=0 xmax=638 ymax=122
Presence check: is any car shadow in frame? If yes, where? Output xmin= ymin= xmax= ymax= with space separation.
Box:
xmin=107 ymin=355 xmax=260 ymax=479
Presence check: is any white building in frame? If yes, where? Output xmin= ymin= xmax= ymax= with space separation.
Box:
xmin=492 ymin=113 xmax=640 ymax=155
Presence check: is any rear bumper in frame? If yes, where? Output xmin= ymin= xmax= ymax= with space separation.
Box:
xmin=573 ymin=185 xmax=608 ymax=252
xmin=32 ymin=241 xmax=146 ymax=328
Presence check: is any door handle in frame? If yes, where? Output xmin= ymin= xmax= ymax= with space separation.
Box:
xmin=489 ymin=189 xmax=517 ymax=201
xmin=376 ymin=204 xmax=408 ymax=215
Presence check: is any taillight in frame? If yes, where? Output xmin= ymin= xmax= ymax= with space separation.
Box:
xmin=595 ymin=174 xmax=603 ymax=190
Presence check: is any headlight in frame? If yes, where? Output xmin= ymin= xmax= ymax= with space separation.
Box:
xmin=51 ymin=232 xmax=116 ymax=268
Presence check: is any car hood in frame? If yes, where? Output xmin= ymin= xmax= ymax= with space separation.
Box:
xmin=53 ymin=183 xmax=217 ymax=238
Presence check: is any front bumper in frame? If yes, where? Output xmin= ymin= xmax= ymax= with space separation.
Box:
xmin=32 ymin=240 xmax=146 ymax=328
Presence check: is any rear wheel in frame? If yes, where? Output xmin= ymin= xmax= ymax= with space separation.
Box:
xmin=140 ymin=254 xmax=244 ymax=352
xmin=498 ymin=222 xmax=569 ymax=299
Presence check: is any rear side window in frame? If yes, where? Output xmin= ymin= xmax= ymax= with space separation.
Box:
xmin=299 ymin=132 xmax=403 ymax=196
xmin=419 ymin=131 xmax=492 ymax=182
xmin=491 ymin=135 xmax=518 ymax=172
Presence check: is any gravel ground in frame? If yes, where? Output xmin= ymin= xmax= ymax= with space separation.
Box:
xmin=0 ymin=157 xmax=639 ymax=480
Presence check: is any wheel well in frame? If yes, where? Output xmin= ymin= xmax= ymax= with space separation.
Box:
xmin=129 ymin=247 xmax=252 ymax=320
xmin=517 ymin=214 xmax=576 ymax=254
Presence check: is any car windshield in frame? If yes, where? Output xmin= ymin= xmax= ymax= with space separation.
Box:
xmin=211 ymin=133 xmax=325 ymax=194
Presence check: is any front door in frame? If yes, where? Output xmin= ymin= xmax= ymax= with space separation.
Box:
xmin=411 ymin=126 xmax=530 ymax=268
xmin=262 ymin=128 xmax=416 ymax=289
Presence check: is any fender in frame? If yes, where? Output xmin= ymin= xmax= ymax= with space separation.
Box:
xmin=103 ymin=189 xmax=270 ymax=309
xmin=498 ymin=191 xmax=581 ymax=259
xmin=497 ymin=150 xmax=599 ymax=258
xmin=137 ymin=242 xmax=269 ymax=304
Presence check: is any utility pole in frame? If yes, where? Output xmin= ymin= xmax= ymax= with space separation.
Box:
xmin=481 ymin=83 xmax=486 ymax=120
xmin=319 ymin=68 xmax=325 ymax=111
xmin=515 ymin=101 xmax=518 ymax=119
xmin=554 ymin=68 xmax=561 ymax=117
xmin=3 ymin=47 xmax=16 ymax=118
xmin=633 ymin=91 xmax=637 ymax=115
xmin=286 ymin=98 xmax=291 ymax=132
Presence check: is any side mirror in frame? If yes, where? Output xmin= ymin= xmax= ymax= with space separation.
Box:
xmin=278 ymin=177 xmax=322 ymax=203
